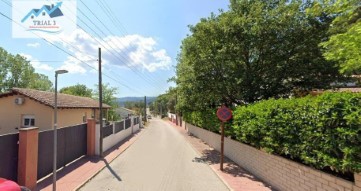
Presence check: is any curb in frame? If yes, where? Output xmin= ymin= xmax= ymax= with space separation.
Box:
xmin=73 ymin=129 xmax=145 ymax=191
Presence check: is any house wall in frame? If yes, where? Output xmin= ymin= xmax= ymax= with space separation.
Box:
xmin=0 ymin=95 xmax=52 ymax=134
xmin=0 ymin=95 xmax=100 ymax=135
xmin=57 ymin=108 xmax=93 ymax=128
xmin=187 ymin=123 xmax=361 ymax=191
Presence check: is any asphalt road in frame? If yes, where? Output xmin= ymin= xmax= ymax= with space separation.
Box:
xmin=80 ymin=118 xmax=229 ymax=191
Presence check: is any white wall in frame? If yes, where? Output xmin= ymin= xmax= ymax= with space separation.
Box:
xmin=133 ymin=123 xmax=139 ymax=132
xmin=95 ymin=117 xmax=140 ymax=155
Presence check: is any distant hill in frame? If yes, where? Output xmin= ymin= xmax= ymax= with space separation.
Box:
xmin=117 ymin=97 xmax=156 ymax=107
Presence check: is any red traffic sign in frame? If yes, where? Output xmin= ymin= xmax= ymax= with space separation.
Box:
xmin=217 ymin=106 xmax=232 ymax=122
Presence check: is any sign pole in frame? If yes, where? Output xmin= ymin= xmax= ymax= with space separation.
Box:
xmin=216 ymin=105 xmax=232 ymax=172
xmin=220 ymin=121 xmax=225 ymax=171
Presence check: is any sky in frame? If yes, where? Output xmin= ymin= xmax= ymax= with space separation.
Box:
xmin=0 ymin=0 xmax=229 ymax=97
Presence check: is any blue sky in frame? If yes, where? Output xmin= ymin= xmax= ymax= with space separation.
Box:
xmin=0 ymin=0 xmax=229 ymax=97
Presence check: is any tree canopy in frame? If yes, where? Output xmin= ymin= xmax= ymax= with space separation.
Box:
xmin=93 ymin=83 xmax=120 ymax=121
xmin=310 ymin=0 xmax=361 ymax=74
xmin=175 ymin=0 xmax=343 ymax=114
xmin=124 ymin=101 xmax=145 ymax=116
xmin=0 ymin=47 xmax=53 ymax=93
xmin=60 ymin=84 xmax=93 ymax=98
xmin=150 ymin=87 xmax=177 ymax=116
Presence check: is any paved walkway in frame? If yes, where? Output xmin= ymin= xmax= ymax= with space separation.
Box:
xmin=169 ymin=120 xmax=275 ymax=191
xmin=35 ymin=129 xmax=144 ymax=191
xmin=80 ymin=118 xmax=229 ymax=191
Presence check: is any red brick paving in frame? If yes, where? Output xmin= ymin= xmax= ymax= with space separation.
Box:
xmin=168 ymin=121 xmax=275 ymax=191
xmin=34 ymin=129 xmax=143 ymax=191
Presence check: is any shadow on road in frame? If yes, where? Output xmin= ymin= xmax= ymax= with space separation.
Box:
xmin=102 ymin=159 xmax=122 ymax=181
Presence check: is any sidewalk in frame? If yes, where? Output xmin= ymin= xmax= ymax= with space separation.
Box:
xmin=168 ymin=121 xmax=275 ymax=191
xmin=35 ymin=129 xmax=144 ymax=191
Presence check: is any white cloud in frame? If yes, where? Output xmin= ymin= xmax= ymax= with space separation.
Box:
xmin=19 ymin=53 xmax=53 ymax=71
xmin=45 ymin=29 xmax=172 ymax=74
xmin=26 ymin=43 xmax=40 ymax=48
xmin=57 ymin=55 xmax=88 ymax=74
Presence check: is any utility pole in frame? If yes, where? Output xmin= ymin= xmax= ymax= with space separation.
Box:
xmin=158 ymin=104 xmax=161 ymax=118
xmin=99 ymin=47 xmax=103 ymax=157
xmin=144 ymin=96 xmax=147 ymax=122
xmin=160 ymin=103 xmax=162 ymax=118
xmin=175 ymin=94 xmax=178 ymax=126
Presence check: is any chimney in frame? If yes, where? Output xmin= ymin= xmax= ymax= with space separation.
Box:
xmin=51 ymin=4 xmax=54 ymax=9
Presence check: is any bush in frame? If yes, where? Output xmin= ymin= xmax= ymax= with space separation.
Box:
xmin=183 ymin=109 xmax=219 ymax=133
xmin=183 ymin=108 xmax=235 ymax=136
xmin=233 ymin=92 xmax=361 ymax=174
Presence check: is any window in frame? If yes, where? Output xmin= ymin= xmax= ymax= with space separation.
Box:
xmin=22 ymin=115 xmax=35 ymax=128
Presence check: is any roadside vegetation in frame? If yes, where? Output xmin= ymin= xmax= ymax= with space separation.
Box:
xmin=61 ymin=83 xmax=120 ymax=121
xmin=233 ymin=92 xmax=361 ymax=177
xmin=0 ymin=47 xmax=53 ymax=93
xmin=149 ymin=87 xmax=176 ymax=118
xmin=154 ymin=0 xmax=361 ymax=179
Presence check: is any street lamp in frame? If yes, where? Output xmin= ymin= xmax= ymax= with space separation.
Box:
xmin=53 ymin=69 xmax=68 ymax=191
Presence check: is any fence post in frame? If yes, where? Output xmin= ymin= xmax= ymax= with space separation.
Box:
xmin=112 ymin=122 xmax=115 ymax=135
xmin=355 ymin=173 xmax=361 ymax=188
xmin=131 ymin=116 xmax=134 ymax=134
xmin=87 ymin=119 xmax=96 ymax=156
xmin=18 ymin=127 xmax=39 ymax=190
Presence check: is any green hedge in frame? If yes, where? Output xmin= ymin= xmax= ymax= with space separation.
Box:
xmin=233 ymin=92 xmax=361 ymax=173
xmin=183 ymin=108 xmax=235 ymax=136
xmin=183 ymin=109 xmax=219 ymax=133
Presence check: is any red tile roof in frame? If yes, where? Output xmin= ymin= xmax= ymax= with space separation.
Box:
xmin=0 ymin=88 xmax=111 ymax=109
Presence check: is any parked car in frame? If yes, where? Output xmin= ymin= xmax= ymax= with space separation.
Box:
xmin=0 ymin=178 xmax=30 ymax=191
xmin=147 ymin=115 xmax=152 ymax=119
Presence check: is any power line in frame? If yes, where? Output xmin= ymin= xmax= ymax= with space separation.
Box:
xmin=96 ymin=0 xmax=169 ymax=86
xmin=1 ymin=0 xmax=169 ymax=95
xmin=78 ymin=0 xmax=167 ymax=88
xmin=58 ymin=0 xmax=169 ymax=91
xmin=0 ymin=9 xmax=145 ymax=95
xmin=56 ymin=0 xmax=165 ymax=90
xmin=29 ymin=60 xmax=97 ymax=63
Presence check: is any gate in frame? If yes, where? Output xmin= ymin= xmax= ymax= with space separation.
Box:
xmin=0 ymin=133 xmax=18 ymax=181
xmin=37 ymin=123 xmax=87 ymax=180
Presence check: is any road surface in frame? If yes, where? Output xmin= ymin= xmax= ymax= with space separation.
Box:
xmin=80 ymin=118 xmax=229 ymax=191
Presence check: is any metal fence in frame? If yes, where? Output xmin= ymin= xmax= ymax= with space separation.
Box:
xmin=125 ymin=119 xmax=131 ymax=129
xmin=0 ymin=133 xmax=18 ymax=181
xmin=103 ymin=124 xmax=113 ymax=138
xmin=114 ymin=121 xmax=124 ymax=133
xmin=37 ymin=123 xmax=87 ymax=180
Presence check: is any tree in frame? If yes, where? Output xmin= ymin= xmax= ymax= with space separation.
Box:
xmin=151 ymin=87 xmax=177 ymax=117
xmin=93 ymin=83 xmax=120 ymax=121
xmin=60 ymin=84 xmax=93 ymax=97
xmin=0 ymin=47 xmax=53 ymax=92
xmin=29 ymin=73 xmax=53 ymax=91
xmin=124 ymin=101 xmax=145 ymax=115
xmin=309 ymin=0 xmax=361 ymax=74
xmin=176 ymin=0 xmax=342 ymax=115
